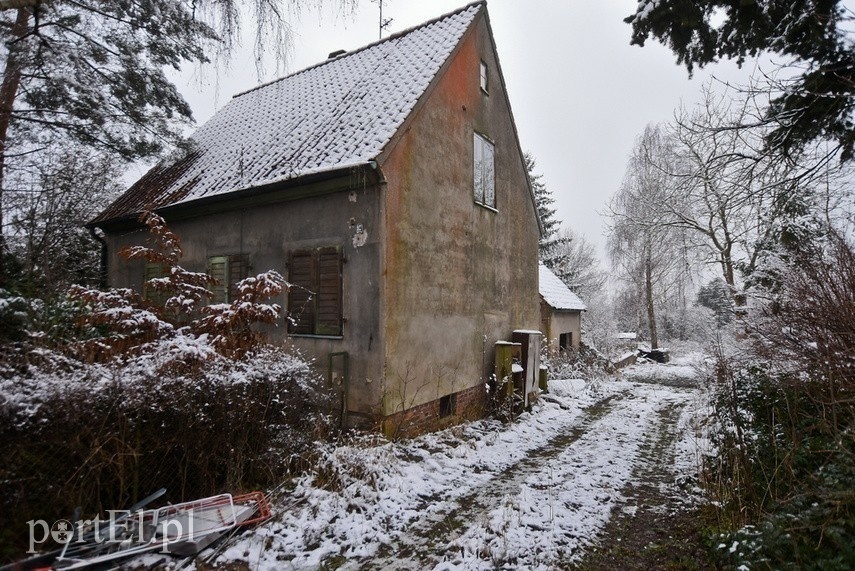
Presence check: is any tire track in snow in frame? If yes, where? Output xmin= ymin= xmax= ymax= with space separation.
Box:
xmin=578 ymin=394 xmax=706 ymax=570
xmin=442 ymin=388 xmax=694 ymax=570
xmin=361 ymin=390 xmax=630 ymax=570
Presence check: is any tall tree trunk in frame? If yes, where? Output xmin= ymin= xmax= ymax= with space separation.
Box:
xmin=644 ymin=244 xmax=658 ymax=349
xmin=720 ymin=247 xmax=745 ymax=307
xmin=0 ymin=7 xmax=30 ymax=288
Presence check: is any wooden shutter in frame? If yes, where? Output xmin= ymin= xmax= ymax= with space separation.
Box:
xmin=316 ymin=247 xmax=342 ymax=336
xmin=288 ymin=250 xmax=315 ymax=334
xmin=143 ymin=262 xmax=169 ymax=305
xmin=228 ymin=254 xmax=250 ymax=302
xmin=207 ymin=256 xmax=228 ymax=304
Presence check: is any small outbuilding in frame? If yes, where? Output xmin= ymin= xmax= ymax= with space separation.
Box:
xmin=538 ymin=263 xmax=586 ymax=353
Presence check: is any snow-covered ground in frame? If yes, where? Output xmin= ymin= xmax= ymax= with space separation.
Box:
xmin=621 ymin=349 xmax=709 ymax=388
xmin=164 ymin=371 xmax=707 ymax=570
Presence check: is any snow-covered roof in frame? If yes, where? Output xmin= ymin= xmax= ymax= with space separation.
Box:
xmin=539 ymin=263 xmax=586 ymax=311
xmin=94 ymin=2 xmax=483 ymax=224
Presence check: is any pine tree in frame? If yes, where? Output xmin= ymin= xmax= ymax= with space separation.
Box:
xmin=526 ymin=152 xmax=569 ymax=269
xmin=696 ymin=278 xmax=733 ymax=326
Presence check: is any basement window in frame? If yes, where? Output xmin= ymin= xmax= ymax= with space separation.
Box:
xmin=439 ymin=393 xmax=456 ymax=418
xmin=473 ymin=133 xmax=495 ymax=209
xmin=480 ymin=60 xmax=489 ymax=93
xmin=288 ymin=246 xmax=343 ymax=337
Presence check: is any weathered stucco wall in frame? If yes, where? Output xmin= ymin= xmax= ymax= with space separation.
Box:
xmin=102 ymin=179 xmax=386 ymax=419
xmin=542 ymin=306 xmax=583 ymax=353
xmin=379 ymin=13 xmax=540 ymax=416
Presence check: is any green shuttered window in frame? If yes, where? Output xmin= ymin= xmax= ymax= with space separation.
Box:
xmin=288 ymin=246 xmax=343 ymax=336
xmin=207 ymin=254 xmax=250 ymax=304
xmin=143 ymin=262 xmax=169 ymax=306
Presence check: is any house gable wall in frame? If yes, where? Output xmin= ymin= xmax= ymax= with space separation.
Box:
xmin=379 ymin=13 xmax=540 ymax=419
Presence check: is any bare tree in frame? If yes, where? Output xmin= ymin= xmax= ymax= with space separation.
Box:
xmin=644 ymin=86 xmax=850 ymax=304
xmin=6 ymin=147 xmax=121 ymax=296
xmin=607 ymin=125 xmax=696 ymax=348
xmin=549 ymin=227 xmax=607 ymax=303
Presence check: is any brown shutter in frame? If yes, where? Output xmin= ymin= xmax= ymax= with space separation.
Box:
xmin=288 ymin=250 xmax=315 ymax=334
xmin=316 ymin=247 xmax=342 ymax=335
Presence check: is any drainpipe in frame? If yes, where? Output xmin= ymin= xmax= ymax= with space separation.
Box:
xmin=368 ymin=160 xmax=386 ymax=184
xmin=88 ymin=226 xmax=108 ymax=289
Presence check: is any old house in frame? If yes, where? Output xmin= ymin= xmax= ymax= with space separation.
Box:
xmin=90 ymin=2 xmax=541 ymax=435
xmin=539 ymin=263 xmax=586 ymax=353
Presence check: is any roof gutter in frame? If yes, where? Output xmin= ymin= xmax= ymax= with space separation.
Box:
xmin=90 ymin=163 xmax=378 ymax=233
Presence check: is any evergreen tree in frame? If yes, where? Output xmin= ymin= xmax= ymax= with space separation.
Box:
xmin=526 ymin=152 xmax=569 ymax=269
xmin=696 ymin=278 xmax=733 ymax=326
xmin=625 ymin=0 xmax=855 ymax=161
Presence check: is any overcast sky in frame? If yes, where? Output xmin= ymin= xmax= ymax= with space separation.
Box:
xmin=165 ymin=0 xmax=760 ymax=259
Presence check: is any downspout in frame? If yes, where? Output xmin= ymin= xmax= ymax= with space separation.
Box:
xmin=88 ymin=226 xmax=108 ymax=289
xmin=368 ymin=159 xmax=389 ymax=425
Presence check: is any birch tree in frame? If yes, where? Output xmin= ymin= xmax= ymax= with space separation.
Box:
xmin=642 ymin=88 xmax=846 ymax=304
xmin=608 ymin=124 xmax=695 ymax=348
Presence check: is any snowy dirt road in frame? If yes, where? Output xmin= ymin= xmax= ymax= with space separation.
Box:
xmin=192 ymin=370 xmax=706 ymax=571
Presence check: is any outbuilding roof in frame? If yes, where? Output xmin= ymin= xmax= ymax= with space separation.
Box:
xmin=539 ymin=262 xmax=586 ymax=311
xmin=94 ymin=2 xmax=483 ymax=224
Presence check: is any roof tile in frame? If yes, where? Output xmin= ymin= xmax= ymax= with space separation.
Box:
xmin=95 ymin=2 xmax=482 ymax=223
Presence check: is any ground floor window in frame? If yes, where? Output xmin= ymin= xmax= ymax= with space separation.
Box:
xmin=143 ymin=262 xmax=169 ymax=305
xmin=288 ymin=246 xmax=343 ymax=336
xmin=559 ymin=332 xmax=572 ymax=351
xmin=207 ymin=254 xmax=250 ymax=304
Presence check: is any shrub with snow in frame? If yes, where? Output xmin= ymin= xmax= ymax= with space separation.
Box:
xmin=0 ymin=213 xmax=335 ymax=558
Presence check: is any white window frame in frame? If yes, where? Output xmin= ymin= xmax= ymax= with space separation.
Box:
xmin=473 ymin=132 xmax=496 ymax=209
xmin=480 ymin=60 xmax=489 ymax=93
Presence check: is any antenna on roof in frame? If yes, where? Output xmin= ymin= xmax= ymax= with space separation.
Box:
xmin=371 ymin=0 xmax=393 ymax=39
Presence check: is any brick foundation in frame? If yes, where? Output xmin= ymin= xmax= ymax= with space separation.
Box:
xmin=382 ymin=383 xmax=488 ymax=438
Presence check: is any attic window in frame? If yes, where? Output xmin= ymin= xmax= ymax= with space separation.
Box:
xmin=473 ymin=133 xmax=495 ymax=209
xmin=480 ymin=60 xmax=488 ymax=93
